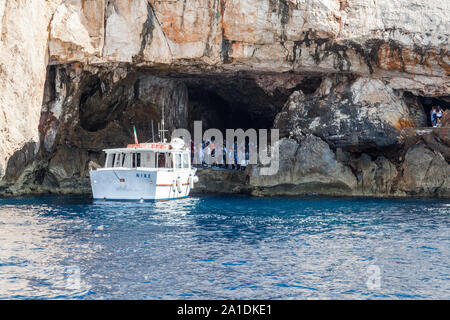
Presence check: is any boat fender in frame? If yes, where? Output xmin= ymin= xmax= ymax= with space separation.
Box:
xmin=176 ymin=177 xmax=182 ymax=193
xmin=172 ymin=180 xmax=176 ymax=190
xmin=193 ymin=176 xmax=199 ymax=183
xmin=188 ymin=175 xmax=194 ymax=189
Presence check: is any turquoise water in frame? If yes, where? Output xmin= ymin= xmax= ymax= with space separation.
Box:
xmin=0 ymin=195 xmax=448 ymax=299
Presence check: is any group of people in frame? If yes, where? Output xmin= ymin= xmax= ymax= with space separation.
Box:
xmin=430 ymin=106 xmax=444 ymax=127
xmin=190 ymin=139 xmax=253 ymax=170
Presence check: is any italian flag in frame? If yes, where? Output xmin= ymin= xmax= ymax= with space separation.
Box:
xmin=133 ymin=126 xmax=139 ymax=144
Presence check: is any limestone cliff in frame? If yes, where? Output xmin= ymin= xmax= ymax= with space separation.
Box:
xmin=0 ymin=0 xmax=61 ymax=179
xmin=0 ymin=0 xmax=449 ymax=197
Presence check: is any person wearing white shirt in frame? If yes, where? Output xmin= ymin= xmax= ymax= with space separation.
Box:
xmin=436 ymin=106 xmax=443 ymax=127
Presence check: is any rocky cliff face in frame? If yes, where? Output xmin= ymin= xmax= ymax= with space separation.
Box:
xmin=0 ymin=0 xmax=60 ymax=179
xmin=0 ymin=0 xmax=449 ymax=197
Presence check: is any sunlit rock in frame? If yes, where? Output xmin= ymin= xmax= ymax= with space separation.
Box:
xmin=399 ymin=144 xmax=450 ymax=196
xmin=275 ymin=76 xmax=427 ymax=150
xmin=249 ymin=136 xmax=357 ymax=195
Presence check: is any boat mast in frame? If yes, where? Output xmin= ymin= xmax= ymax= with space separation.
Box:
xmin=159 ymin=104 xmax=168 ymax=143
xmin=151 ymin=120 xmax=155 ymax=143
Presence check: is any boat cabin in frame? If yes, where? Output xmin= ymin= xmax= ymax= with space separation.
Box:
xmin=103 ymin=142 xmax=190 ymax=171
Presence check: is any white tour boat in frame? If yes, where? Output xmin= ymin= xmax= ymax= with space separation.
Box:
xmin=89 ymin=125 xmax=199 ymax=201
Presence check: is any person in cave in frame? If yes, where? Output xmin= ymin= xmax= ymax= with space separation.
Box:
xmin=234 ymin=140 xmax=239 ymax=170
xmin=222 ymin=143 xmax=227 ymax=168
xmin=431 ymin=107 xmax=438 ymax=127
xmin=228 ymin=143 xmax=234 ymax=169
xmin=199 ymin=140 xmax=205 ymax=166
xmin=239 ymin=148 xmax=248 ymax=170
xmin=205 ymin=140 xmax=211 ymax=167
xmin=436 ymin=106 xmax=443 ymax=127
xmin=244 ymin=149 xmax=249 ymax=170
xmin=210 ymin=138 xmax=216 ymax=167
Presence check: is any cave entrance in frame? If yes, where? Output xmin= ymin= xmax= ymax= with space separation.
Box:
xmin=187 ymin=87 xmax=275 ymax=133
xmin=184 ymin=78 xmax=280 ymax=158
xmin=419 ymin=96 xmax=450 ymax=126
xmin=183 ymin=73 xmax=322 ymax=141
xmin=72 ymin=68 xmax=323 ymax=151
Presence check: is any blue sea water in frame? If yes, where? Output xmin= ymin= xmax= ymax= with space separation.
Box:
xmin=0 ymin=195 xmax=448 ymax=300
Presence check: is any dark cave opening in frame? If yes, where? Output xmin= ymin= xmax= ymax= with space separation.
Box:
xmin=78 ymin=72 xmax=143 ymax=133
xmin=42 ymin=65 xmax=57 ymax=106
xmin=79 ymin=75 xmax=105 ymax=131
xmin=293 ymin=76 xmax=323 ymax=95
xmin=418 ymin=96 xmax=450 ymax=126
xmin=183 ymin=73 xmax=323 ymax=137
xmin=187 ymin=87 xmax=275 ymax=133
xmin=74 ymin=68 xmax=323 ymax=146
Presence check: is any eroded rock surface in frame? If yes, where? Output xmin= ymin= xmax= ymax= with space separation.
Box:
xmin=0 ymin=0 xmax=449 ymax=197
xmin=399 ymin=144 xmax=450 ymax=196
xmin=275 ymin=76 xmax=427 ymax=150
xmin=249 ymin=136 xmax=357 ymax=196
xmin=0 ymin=0 xmax=61 ymax=180
xmin=42 ymin=0 xmax=449 ymax=94
xmin=2 ymin=63 xmax=191 ymax=195
xmin=192 ymin=167 xmax=251 ymax=195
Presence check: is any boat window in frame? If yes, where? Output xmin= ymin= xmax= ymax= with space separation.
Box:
xmin=157 ymin=153 xmax=166 ymax=168
xmin=121 ymin=153 xmax=128 ymax=168
xmin=183 ymin=153 xmax=189 ymax=168
xmin=121 ymin=153 xmax=126 ymax=167
xmin=137 ymin=153 xmax=141 ymax=167
xmin=156 ymin=152 xmax=173 ymax=169
xmin=114 ymin=153 xmax=121 ymax=167
xmin=110 ymin=154 xmax=116 ymax=168
xmin=106 ymin=153 xmax=115 ymax=168
xmin=166 ymin=153 xmax=173 ymax=168
xmin=175 ymin=153 xmax=182 ymax=169
xmin=132 ymin=153 xmax=141 ymax=168
xmin=143 ymin=152 xmax=155 ymax=168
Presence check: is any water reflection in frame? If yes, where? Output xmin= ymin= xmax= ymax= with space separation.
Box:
xmin=0 ymin=206 xmax=90 ymax=298
xmin=0 ymin=195 xmax=448 ymax=299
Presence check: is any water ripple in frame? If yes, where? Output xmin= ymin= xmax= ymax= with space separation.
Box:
xmin=0 ymin=195 xmax=448 ymax=299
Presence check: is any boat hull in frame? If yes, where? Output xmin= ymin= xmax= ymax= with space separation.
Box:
xmin=89 ymin=169 xmax=195 ymax=201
